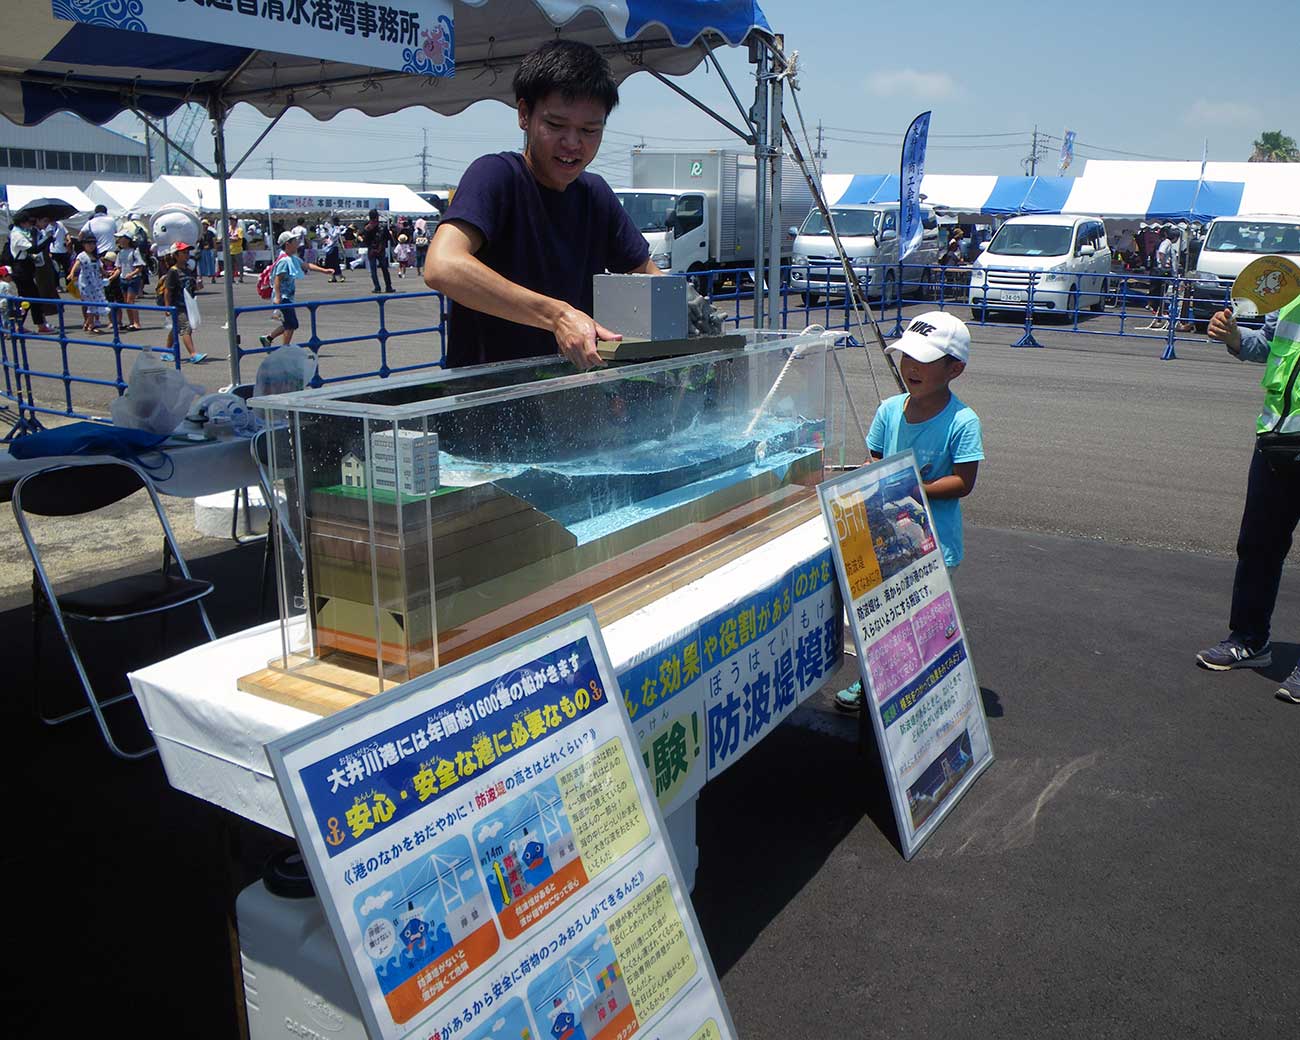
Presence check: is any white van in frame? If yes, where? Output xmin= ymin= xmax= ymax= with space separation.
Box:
xmin=968 ymin=214 xmax=1111 ymax=317
xmin=788 ymin=203 xmax=940 ymax=306
xmin=1189 ymin=214 xmax=1300 ymax=322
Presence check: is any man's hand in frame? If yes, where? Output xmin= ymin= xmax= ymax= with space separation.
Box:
xmin=553 ymin=306 xmax=619 ymax=371
xmin=1207 ymin=307 xmax=1242 ymax=356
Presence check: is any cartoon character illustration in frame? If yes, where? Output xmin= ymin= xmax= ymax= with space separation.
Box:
xmin=521 ymin=834 xmax=546 ymax=870
xmin=398 ymin=902 xmax=429 ymax=958
xmin=550 ymin=1009 xmax=577 ymax=1040
xmin=1256 ymin=269 xmax=1287 ymax=297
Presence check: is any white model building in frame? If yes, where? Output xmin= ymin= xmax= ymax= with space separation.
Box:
xmin=340 ymin=451 xmax=365 ymax=488
xmin=369 ymin=428 xmax=440 ymax=496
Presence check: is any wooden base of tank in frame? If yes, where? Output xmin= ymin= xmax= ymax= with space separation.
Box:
xmin=236 ymin=492 xmax=823 ymax=717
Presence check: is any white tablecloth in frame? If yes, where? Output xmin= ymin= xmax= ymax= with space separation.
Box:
xmin=130 ymin=517 xmax=834 ymax=834
xmin=0 ymin=434 xmax=259 ymax=500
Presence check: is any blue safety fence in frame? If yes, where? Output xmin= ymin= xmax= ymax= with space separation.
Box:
xmin=0 ymin=295 xmax=190 ymax=440
xmin=674 ymin=261 xmax=1236 ymax=361
xmin=229 ymin=290 xmax=446 ymax=386
xmin=0 ymin=261 xmax=1242 ymax=442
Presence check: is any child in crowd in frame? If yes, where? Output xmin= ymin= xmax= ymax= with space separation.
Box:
xmin=393 ymin=233 xmax=415 ymax=278
xmin=259 ymin=230 xmax=333 ymax=349
xmin=835 ymin=311 xmax=985 ymax=712
xmin=113 ymin=229 xmax=145 ymax=331
xmin=159 ymin=242 xmax=204 ymax=363
xmin=69 ymin=233 xmax=109 ymax=333
xmin=0 ymin=265 xmax=18 ymax=324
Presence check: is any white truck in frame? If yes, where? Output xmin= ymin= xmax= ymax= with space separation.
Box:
xmin=615 ymin=149 xmax=815 ymax=280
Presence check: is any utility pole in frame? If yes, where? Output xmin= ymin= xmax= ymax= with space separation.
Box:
xmin=266 ymin=156 xmax=275 ymax=179
xmin=421 ymin=129 xmax=429 ymax=192
xmin=815 ymin=120 xmax=827 ymax=162
xmin=1023 ymin=125 xmax=1048 ymax=176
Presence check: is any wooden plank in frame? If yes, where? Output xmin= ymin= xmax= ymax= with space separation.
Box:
xmin=596 ymin=333 xmax=744 ymax=362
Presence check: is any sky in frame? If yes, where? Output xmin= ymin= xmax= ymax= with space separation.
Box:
xmin=106 ymin=0 xmax=1300 ymax=189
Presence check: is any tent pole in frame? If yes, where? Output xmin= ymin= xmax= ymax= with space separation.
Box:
xmin=766 ymin=35 xmax=785 ymax=330
xmin=211 ymin=103 xmax=240 ymax=385
xmin=752 ymin=43 xmax=769 ymax=329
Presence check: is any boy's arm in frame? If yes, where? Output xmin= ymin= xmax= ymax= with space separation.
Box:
xmin=923 ymin=461 xmax=978 ymax=500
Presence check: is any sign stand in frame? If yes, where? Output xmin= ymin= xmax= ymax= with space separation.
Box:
xmin=267 ymin=606 xmax=737 ymax=1040
xmin=818 ymin=452 xmax=993 ymax=859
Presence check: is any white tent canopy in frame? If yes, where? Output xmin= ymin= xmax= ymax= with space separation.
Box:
xmin=1 ymin=183 xmax=96 ymax=213
xmin=84 ymin=180 xmax=152 ymax=215
xmin=130 ymin=176 xmax=438 ymax=216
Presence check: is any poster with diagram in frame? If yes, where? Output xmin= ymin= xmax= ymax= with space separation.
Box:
xmin=818 ymin=451 xmax=993 ymax=859
xmin=268 ymin=607 xmax=736 ymax=1040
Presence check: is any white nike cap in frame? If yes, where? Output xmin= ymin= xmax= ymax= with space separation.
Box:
xmin=887 ymin=311 xmax=971 ymax=364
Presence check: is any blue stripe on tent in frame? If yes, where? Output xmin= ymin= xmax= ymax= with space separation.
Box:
xmin=981 ymin=176 xmax=1037 ymax=215
xmin=836 ymin=174 xmax=889 ymax=205
xmin=1019 ymin=176 xmax=1073 ymax=214
xmin=867 ymin=174 xmax=900 ymax=203
xmin=20 ymin=82 xmax=182 ymax=126
xmin=45 ymin=23 xmax=248 ymax=73
xmin=624 ymin=0 xmax=770 ymax=45
xmin=1147 ymin=179 xmax=1245 ymax=222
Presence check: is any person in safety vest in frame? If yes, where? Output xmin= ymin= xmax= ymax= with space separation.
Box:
xmin=1197 ymin=306 xmax=1300 ymax=703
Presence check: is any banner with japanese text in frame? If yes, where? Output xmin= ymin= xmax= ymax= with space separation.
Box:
xmin=53 ymin=0 xmax=455 ymax=77
xmin=818 ymin=453 xmax=992 ymax=859
xmin=268 ymin=608 xmax=737 ymax=1040
xmin=898 ymin=111 xmax=931 ymax=261
xmin=270 ymin=195 xmax=391 ymax=213
xmin=617 ymin=547 xmax=843 ymax=816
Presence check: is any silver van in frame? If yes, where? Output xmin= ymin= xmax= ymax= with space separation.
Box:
xmin=788 ymin=203 xmax=940 ymax=306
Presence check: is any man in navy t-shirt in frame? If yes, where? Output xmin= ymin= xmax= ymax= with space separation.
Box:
xmin=425 ymin=40 xmax=658 ymax=370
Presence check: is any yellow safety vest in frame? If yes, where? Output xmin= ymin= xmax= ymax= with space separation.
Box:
xmin=1258 ymin=297 xmax=1300 ymax=435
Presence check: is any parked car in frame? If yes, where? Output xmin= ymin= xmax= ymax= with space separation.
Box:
xmin=788 ymin=203 xmax=940 ymax=306
xmin=1187 ymin=214 xmax=1300 ymax=325
xmin=968 ymin=214 xmax=1111 ymax=318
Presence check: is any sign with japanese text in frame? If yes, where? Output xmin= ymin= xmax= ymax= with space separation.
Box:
xmin=818 ymin=453 xmax=993 ymax=859
xmin=268 ymin=608 xmax=737 ymax=1040
xmin=53 ymin=1 xmax=455 ymax=77
xmin=617 ymin=547 xmax=843 ymax=817
xmin=270 ymin=195 xmax=392 ymax=213
xmin=898 ymin=111 xmax=931 ymax=261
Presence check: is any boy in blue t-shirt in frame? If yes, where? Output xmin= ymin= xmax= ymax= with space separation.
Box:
xmin=260 ymin=230 xmax=332 ymax=349
xmin=835 ymin=310 xmax=985 ymax=712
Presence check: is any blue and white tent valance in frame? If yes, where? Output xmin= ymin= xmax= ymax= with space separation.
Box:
xmin=1 ymin=0 xmax=771 ymax=126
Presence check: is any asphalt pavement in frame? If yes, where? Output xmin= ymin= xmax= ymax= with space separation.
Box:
xmin=5 ymin=278 xmax=1299 ymax=1037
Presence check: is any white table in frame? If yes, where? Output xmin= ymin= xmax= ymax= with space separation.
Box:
xmin=0 ymin=433 xmax=260 ymax=501
xmin=130 ymin=516 xmax=837 ymax=839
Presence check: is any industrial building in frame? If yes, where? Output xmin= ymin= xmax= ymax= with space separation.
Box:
xmin=0 ymin=112 xmax=149 ymax=188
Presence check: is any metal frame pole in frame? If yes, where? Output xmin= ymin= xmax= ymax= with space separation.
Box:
xmin=210 ymin=104 xmax=240 ymax=384
xmin=751 ymin=43 xmax=769 ymax=329
xmin=766 ymin=36 xmax=785 ymax=329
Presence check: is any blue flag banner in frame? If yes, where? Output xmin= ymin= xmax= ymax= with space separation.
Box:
xmin=1058 ymin=130 xmax=1077 ymax=173
xmin=899 ymin=112 xmax=931 ymax=261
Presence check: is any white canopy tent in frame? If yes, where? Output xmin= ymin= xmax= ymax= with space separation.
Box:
xmin=83 ymin=180 xmax=152 ymax=215
xmin=1 ymin=183 xmax=96 ymax=214
xmin=131 ymin=176 xmax=438 ymax=216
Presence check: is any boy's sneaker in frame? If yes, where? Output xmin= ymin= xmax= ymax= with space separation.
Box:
xmin=833 ymin=680 xmax=864 ymax=713
xmin=1276 ymin=664 xmax=1300 ymax=704
xmin=1195 ymin=637 xmax=1272 ymax=671
xmin=258 ymin=334 xmax=272 ymax=347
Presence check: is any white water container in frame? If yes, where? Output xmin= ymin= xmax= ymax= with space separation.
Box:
xmin=236 ymin=849 xmax=367 ymax=1040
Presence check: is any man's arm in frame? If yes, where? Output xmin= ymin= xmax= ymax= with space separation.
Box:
xmin=423 ymin=219 xmax=622 ymax=371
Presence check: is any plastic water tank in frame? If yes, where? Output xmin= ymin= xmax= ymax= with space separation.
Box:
xmin=236 ymin=849 xmax=367 ymax=1040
